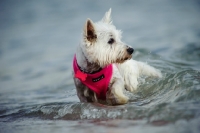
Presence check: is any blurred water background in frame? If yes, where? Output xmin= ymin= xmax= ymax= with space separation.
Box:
xmin=0 ymin=0 xmax=200 ymax=133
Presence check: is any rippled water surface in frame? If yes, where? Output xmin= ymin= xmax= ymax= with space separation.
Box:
xmin=0 ymin=0 xmax=200 ymax=133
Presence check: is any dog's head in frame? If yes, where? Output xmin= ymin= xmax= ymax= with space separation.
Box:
xmin=81 ymin=8 xmax=134 ymax=67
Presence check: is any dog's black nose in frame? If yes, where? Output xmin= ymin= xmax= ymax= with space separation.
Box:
xmin=127 ymin=47 xmax=134 ymax=54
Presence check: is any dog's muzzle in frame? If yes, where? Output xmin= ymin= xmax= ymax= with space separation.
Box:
xmin=127 ymin=47 xmax=134 ymax=55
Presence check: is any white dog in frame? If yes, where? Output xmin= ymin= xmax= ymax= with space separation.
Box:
xmin=73 ymin=9 xmax=162 ymax=105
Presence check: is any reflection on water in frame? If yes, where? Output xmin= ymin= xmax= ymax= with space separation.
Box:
xmin=0 ymin=0 xmax=200 ymax=133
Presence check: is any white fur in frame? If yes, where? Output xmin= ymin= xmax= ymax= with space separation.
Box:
xmin=73 ymin=8 xmax=162 ymax=105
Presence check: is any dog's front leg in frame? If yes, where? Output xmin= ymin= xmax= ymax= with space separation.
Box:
xmin=106 ymin=77 xmax=129 ymax=105
xmin=117 ymin=60 xmax=140 ymax=92
xmin=74 ymin=78 xmax=96 ymax=103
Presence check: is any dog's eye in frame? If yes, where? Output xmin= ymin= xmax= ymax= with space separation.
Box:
xmin=108 ymin=38 xmax=115 ymax=44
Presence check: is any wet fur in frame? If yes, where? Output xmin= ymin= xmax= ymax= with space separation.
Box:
xmin=73 ymin=9 xmax=162 ymax=105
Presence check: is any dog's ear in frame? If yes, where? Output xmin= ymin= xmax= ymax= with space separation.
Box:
xmin=102 ymin=8 xmax=112 ymax=24
xmin=84 ymin=19 xmax=97 ymax=43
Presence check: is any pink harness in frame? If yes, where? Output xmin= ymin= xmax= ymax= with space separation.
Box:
xmin=73 ymin=55 xmax=113 ymax=100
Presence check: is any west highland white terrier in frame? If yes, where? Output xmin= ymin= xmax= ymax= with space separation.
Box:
xmin=73 ymin=9 xmax=162 ymax=105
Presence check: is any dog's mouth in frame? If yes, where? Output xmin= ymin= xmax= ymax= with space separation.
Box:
xmin=124 ymin=57 xmax=129 ymax=60
xmin=116 ymin=56 xmax=132 ymax=64
xmin=125 ymin=54 xmax=132 ymax=60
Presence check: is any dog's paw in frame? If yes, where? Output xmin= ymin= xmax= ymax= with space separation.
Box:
xmin=106 ymin=87 xmax=129 ymax=105
xmin=125 ymin=75 xmax=138 ymax=92
xmin=106 ymin=95 xmax=128 ymax=105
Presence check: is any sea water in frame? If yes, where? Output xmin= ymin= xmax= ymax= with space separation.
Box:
xmin=0 ymin=0 xmax=200 ymax=133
